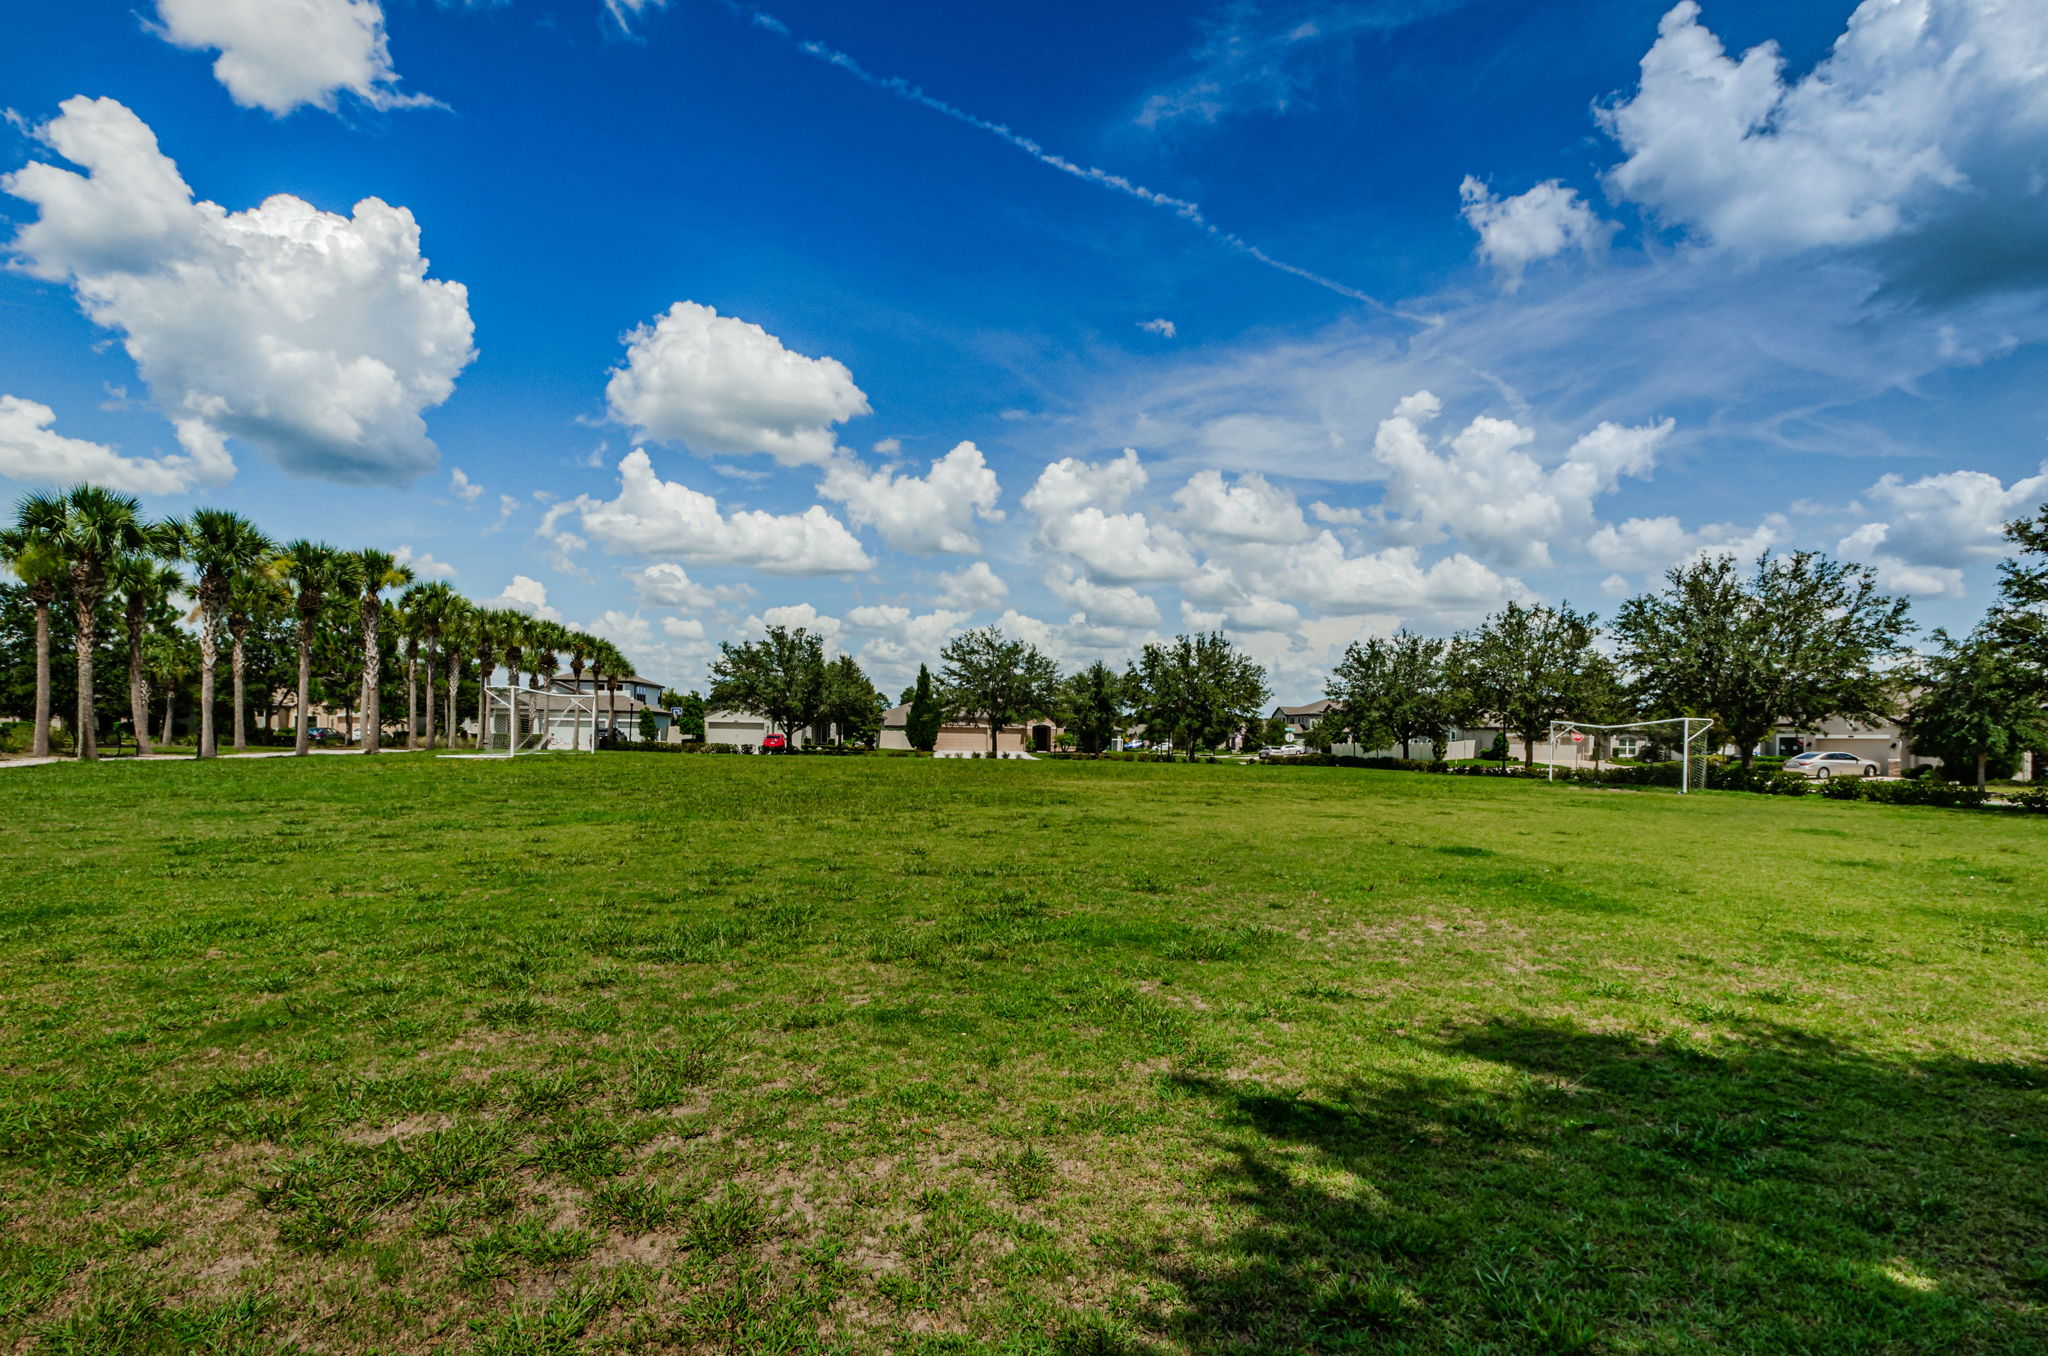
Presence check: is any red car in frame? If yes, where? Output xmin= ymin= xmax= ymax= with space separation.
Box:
xmin=760 ymin=733 xmax=788 ymax=753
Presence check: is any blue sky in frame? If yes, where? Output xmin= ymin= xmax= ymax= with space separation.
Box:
xmin=3 ymin=0 xmax=2045 ymax=697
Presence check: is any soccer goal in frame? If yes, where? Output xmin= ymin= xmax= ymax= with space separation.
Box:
xmin=1546 ymin=717 xmax=1714 ymax=794
xmin=477 ymin=685 xmax=599 ymax=757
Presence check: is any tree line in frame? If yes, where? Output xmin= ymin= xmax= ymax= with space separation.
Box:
xmin=1316 ymin=533 xmax=2048 ymax=786
xmin=1 ymin=484 xmax=645 ymax=760
xmin=704 ymin=523 xmax=2048 ymax=785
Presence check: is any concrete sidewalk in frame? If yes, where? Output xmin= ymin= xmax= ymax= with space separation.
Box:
xmin=0 ymin=747 xmax=438 ymax=769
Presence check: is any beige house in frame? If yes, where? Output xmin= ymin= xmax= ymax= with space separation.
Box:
xmin=878 ymin=704 xmax=1060 ymax=753
xmin=704 ymin=710 xmax=865 ymax=749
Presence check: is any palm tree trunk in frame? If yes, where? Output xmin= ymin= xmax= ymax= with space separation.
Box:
xmin=31 ymin=597 xmax=52 ymax=757
xmin=475 ymin=655 xmax=490 ymax=752
xmin=445 ymin=654 xmax=459 ymax=748
xmin=73 ymin=589 xmax=98 ymax=761
xmin=163 ymin=682 xmax=175 ymax=747
xmin=1977 ymin=750 xmax=1988 ymax=791
xmin=127 ymin=604 xmax=153 ymax=757
xmin=197 ymin=606 xmax=219 ymax=757
xmin=231 ymin=627 xmax=249 ymax=752
xmin=361 ymin=600 xmax=383 ymax=754
xmin=294 ymin=618 xmax=314 ymax=756
xmin=406 ymin=644 xmax=418 ymax=750
xmin=423 ymin=646 xmax=438 ymax=750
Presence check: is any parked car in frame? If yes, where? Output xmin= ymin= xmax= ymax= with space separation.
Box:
xmin=760 ymin=733 xmax=788 ymax=753
xmin=1784 ymin=750 xmax=1881 ymax=779
xmin=306 ymin=726 xmax=344 ymax=746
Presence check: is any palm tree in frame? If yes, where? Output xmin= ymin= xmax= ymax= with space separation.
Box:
xmin=0 ymin=504 xmax=64 ymax=757
xmin=564 ymin=630 xmax=597 ymax=752
xmin=470 ymin=607 xmax=500 ymax=751
xmin=401 ymin=581 xmax=458 ymax=750
xmin=224 ymin=563 xmax=286 ymax=751
xmin=348 ymin=550 xmax=414 ymax=754
xmin=593 ymin=639 xmax=628 ymax=747
xmin=527 ymin=621 xmax=568 ymax=750
xmin=19 ymin=486 xmax=151 ymax=760
xmin=146 ymin=628 xmax=192 ymax=746
xmin=440 ymin=597 xmax=473 ymax=748
xmin=497 ymin=610 xmax=531 ymax=752
xmin=177 ymin=509 xmax=274 ymax=758
xmin=111 ymin=551 xmax=184 ymax=756
xmin=395 ymin=591 xmax=422 ymax=749
xmin=280 ymin=540 xmax=344 ymax=756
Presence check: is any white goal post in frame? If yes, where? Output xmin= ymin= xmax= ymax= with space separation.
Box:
xmin=1546 ymin=717 xmax=1714 ymax=794
xmin=477 ymin=685 xmax=600 ymax=757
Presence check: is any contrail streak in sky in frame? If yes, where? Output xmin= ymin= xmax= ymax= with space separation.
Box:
xmin=711 ymin=1 xmax=1409 ymax=317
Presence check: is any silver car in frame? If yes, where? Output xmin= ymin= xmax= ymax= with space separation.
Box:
xmin=1784 ymin=750 xmax=1881 ymax=779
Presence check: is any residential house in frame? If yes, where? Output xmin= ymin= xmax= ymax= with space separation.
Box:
xmin=878 ymin=704 xmax=1061 ymax=753
xmin=1270 ymin=700 xmax=1332 ymax=744
xmin=551 ymin=672 xmax=666 ymax=708
xmin=704 ymin=710 xmax=873 ymax=749
xmin=1271 ymin=698 xmax=1481 ymax=759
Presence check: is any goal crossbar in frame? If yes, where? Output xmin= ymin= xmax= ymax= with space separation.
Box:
xmin=1546 ymin=717 xmax=1714 ymax=794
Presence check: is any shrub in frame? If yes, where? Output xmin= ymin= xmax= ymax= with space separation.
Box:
xmin=1862 ymin=779 xmax=1988 ymax=809
xmin=0 ymin=721 xmax=71 ymax=755
xmin=2007 ymin=786 xmax=2048 ymax=815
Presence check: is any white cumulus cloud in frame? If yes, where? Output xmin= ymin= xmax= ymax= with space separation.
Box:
xmin=152 ymin=0 xmax=430 ymax=115
xmin=935 ymin=560 xmax=1008 ymax=611
xmin=449 ymin=467 xmax=483 ymax=503
xmin=1020 ymin=448 xmax=1147 ymax=519
xmin=1368 ymin=391 xmax=1673 ymax=570
xmin=846 ymin=603 xmax=972 ymax=687
xmin=4 ymin=97 xmax=475 ymax=486
xmin=549 ymin=450 xmax=872 ymax=576
xmin=754 ymin=602 xmax=842 ymax=642
xmin=483 ymin=574 xmax=560 ymax=621
xmin=1024 ymin=448 xmax=1197 ymax=585
xmin=1045 ymin=563 xmax=1163 ymax=628
xmin=1458 ymin=177 xmax=1612 ymax=288
xmin=1588 ymin=514 xmax=1785 ymax=574
xmin=1837 ymin=462 xmax=2048 ymax=596
xmin=818 ymin=440 xmax=1002 ymax=553
xmin=0 ymin=394 xmax=230 ymax=494
xmin=1599 ymin=0 xmax=2048 ymax=294
xmin=1171 ymin=468 xmax=1310 ymax=543
xmin=393 ymin=543 xmax=455 ymax=578
xmin=630 ymin=561 xmax=746 ymax=609
xmin=604 ymin=301 xmax=869 ymax=465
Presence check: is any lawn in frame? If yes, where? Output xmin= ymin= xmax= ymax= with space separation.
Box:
xmin=0 ymin=756 xmax=2043 ymax=1355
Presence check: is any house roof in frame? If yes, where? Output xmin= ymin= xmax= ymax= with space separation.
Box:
xmin=549 ymin=672 xmax=663 ymax=688
xmin=881 ymin=702 xmax=912 ymax=726
xmin=1274 ymin=700 xmax=1334 ymax=718
xmin=509 ymin=690 xmax=654 ymax=713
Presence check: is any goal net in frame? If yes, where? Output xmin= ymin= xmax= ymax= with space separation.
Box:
xmin=478 ymin=686 xmax=599 ymax=756
xmin=1545 ymin=717 xmax=1714 ymax=794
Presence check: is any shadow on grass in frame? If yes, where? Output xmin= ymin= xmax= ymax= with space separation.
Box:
xmin=1146 ymin=1019 xmax=2047 ymax=1354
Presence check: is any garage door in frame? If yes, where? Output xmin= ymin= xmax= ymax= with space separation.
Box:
xmin=707 ymin=720 xmax=761 ymax=745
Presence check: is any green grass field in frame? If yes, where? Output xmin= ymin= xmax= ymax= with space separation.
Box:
xmin=1 ymin=756 xmax=2044 ymax=1355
